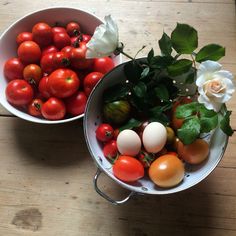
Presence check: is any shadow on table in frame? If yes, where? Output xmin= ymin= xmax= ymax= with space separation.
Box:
xmin=13 ymin=118 xmax=89 ymax=167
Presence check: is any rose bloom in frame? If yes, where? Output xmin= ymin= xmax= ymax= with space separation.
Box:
xmin=196 ymin=60 xmax=235 ymax=112
xmin=86 ymin=15 xmax=119 ymax=58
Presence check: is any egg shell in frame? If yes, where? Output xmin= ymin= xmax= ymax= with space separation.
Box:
xmin=142 ymin=122 xmax=167 ymax=153
xmin=117 ymin=129 xmax=141 ymax=156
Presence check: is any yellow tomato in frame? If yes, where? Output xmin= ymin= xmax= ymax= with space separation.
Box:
xmin=149 ymin=154 xmax=185 ymax=188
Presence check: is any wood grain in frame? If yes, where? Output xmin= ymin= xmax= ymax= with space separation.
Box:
xmin=0 ymin=1 xmax=236 ymax=235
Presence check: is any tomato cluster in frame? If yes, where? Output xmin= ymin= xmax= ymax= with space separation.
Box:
xmin=4 ymin=21 xmax=115 ymax=120
xmin=95 ymin=98 xmax=210 ymax=188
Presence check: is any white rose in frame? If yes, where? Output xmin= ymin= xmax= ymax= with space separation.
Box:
xmin=86 ymin=15 xmax=119 ymax=58
xmin=196 ymin=60 xmax=235 ymax=112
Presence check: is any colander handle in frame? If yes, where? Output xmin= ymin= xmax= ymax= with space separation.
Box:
xmin=93 ymin=168 xmax=135 ymax=205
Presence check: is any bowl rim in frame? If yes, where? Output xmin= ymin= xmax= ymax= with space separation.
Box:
xmin=83 ymin=60 xmax=229 ymax=195
xmin=0 ymin=6 xmax=104 ymax=124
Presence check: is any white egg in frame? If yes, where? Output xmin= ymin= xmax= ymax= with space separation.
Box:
xmin=142 ymin=122 xmax=167 ymax=153
xmin=117 ymin=129 xmax=141 ymax=156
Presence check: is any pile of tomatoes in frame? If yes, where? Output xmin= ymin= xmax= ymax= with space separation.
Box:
xmin=4 ymin=21 xmax=114 ymax=120
xmin=95 ymin=98 xmax=210 ymax=188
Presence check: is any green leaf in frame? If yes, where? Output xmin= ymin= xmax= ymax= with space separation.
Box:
xmin=199 ymin=105 xmax=217 ymax=118
xmin=140 ymin=67 xmax=150 ymax=79
xmin=195 ymin=44 xmax=225 ymax=62
xmin=133 ymin=81 xmax=147 ymax=98
xmin=147 ymin=48 xmax=154 ymax=63
xmin=167 ymin=59 xmax=193 ymax=76
xmin=175 ymin=102 xmax=199 ymax=119
xmin=119 ymin=118 xmax=142 ymax=132
xmin=158 ymin=32 xmax=172 ymax=56
xmin=154 ymin=84 xmax=169 ymax=101
xmin=150 ymin=56 xmax=174 ymax=69
xmin=177 ymin=117 xmax=201 ymax=144
xmin=220 ymin=111 xmax=234 ymax=136
xmin=103 ymin=84 xmax=129 ymax=103
xmin=124 ymin=61 xmax=143 ymax=83
xmin=171 ymin=23 xmax=198 ymax=54
xmin=200 ymin=115 xmax=218 ymax=133
xmin=148 ymin=107 xmax=170 ymax=125
xmin=185 ymin=69 xmax=195 ymax=84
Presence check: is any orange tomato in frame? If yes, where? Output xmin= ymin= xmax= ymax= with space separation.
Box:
xmin=177 ymin=139 xmax=209 ymax=164
xmin=149 ymin=154 xmax=185 ymax=188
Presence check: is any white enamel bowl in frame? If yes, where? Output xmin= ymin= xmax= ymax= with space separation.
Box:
xmin=0 ymin=7 xmax=121 ymax=124
xmin=84 ymin=60 xmax=228 ymax=204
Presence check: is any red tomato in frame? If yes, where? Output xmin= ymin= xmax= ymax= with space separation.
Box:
xmin=52 ymin=26 xmax=66 ymax=35
xmin=61 ymin=46 xmax=73 ymax=58
xmin=71 ymin=36 xmax=81 ymax=47
xmin=4 ymin=58 xmax=24 ymax=81
xmin=23 ymin=64 xmax=42 ymax=85
xmin=83 ymin=72 xmax=104 ymax=96
xmin=40 ymin=53 xmax=56 ymax=74
xmin=93 ymin=57 xmax=114 ymax=74
xmin=113 ymin=156 xmax=144 ymax=182
xmin=103 ymin=140 xmax=118 ymax=160
xmin=65 ymin=91 xmax=87 ymax=116
xmin=32 ymin=22 xmax=53 ymax=47
xmin=48 ymin=69 xmax=80 ymax=98
xmin=53 ymin=32 xmax=71 ymax=50
xmin=16 ymin=32 xmax=33 ymax=45
xmin=41 ymin=97 xmax=66 ymax=120
xmin=138 ymin=151 xmax=155 ymax=168
xmin=70 ymin=42 xmax=93 ymax=69
xmin=6 ymin=79 xmax=33 ymax=106
xmin=41 ymin=45 xmax=58 ymax=56
xmin=17 ymin=41 xmax=41 ymax=64
xmin=66 ymin=22 xmax=80 ymax=36
xmin=82 ymin=34 xmax=91 ymax=43
xmin=53 ymin=51 xmax=70 ymax=69
xmin=96 ymin=124 xmax=114 ymax=142
xmin=38 ymin=76 xmax=51 ymax=99
xmin=28 ymin=98 xmax=43 ymax=117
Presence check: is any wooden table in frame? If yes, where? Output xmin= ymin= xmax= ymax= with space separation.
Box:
xmin=0 ymin=0 xmax=236 ymax=235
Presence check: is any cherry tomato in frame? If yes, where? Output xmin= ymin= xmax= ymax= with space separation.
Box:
xmin=82 ymin=34 xmax=91 ymax=43
xmin=32 ymin=22 xmax=53 ymax=47
xmin=83 ymin=72 xmax=104 ymax=96
xmin=65 ymin=91 xmax=87 ymax=116
xmin=6 ymin=79 xmax=33 ymax=106
xmin=41 ymin=45 xmax=58 ymax=56
xmin=103 ymin=140 xmax=118 ymax=161
xmin=149 ymin=154 xmax=184 ymax=188
xmin=52 ymin=26 xmax=66 ymax=35
xmin=113 ymin=155 xmax=144 ymax=182
xmin=4 ymin=58 xmax=24 ymax=81
xmin=16 ymin=32 xmax=33 ymax=45
xmin=53 ymin=51 xmax=70 ymax=69
xmin=41 ymin=97 xmax=66 ymax=120
xmin=23 ymin=64 xmax=42 ymax=85
xmin=40 ymin=53 xmax=56 ymax=74
xmin=48 ymin=69 xmax=80 ymax=98
xmin=38 ymin=76 xmax=51 ymax=99
xmin=28 ymin=98 xmax=43 ymax=117
xmin=96 ymin=123 xmax=114 ymax=142
xmin=71 ymin=36 xmax=81 ymax=47
xmin=70 ymin=42 xmax=93 ymax=69
xmin=93 ymin=57 xmax=114 ymax=74
xmin=66 ymin=22 xmax=80 ymax=36
xmin=17 ymin=41 xmax=41 ymax=64
xmin=61 ymin=46 xmax=73 ymax=58
xmin=53 ymin=32 xmax=71 ymax=50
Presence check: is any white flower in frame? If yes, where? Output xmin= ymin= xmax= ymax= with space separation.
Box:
xmin=196 ymin=60 xmax=235 ymax=112
xmin=86 ymin=15 xmax=119 ymax=58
